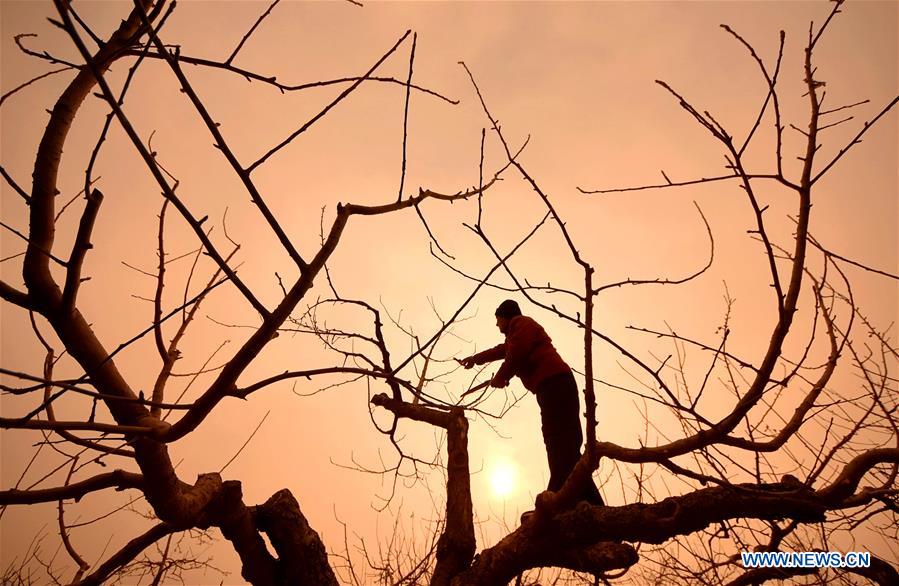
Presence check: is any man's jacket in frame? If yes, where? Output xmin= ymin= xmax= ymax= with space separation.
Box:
xmin=469 ymin=315 xmax=570 ymax=392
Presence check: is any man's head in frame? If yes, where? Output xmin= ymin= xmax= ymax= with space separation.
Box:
xmin=495 ymin=299 xmax=521 ymax=334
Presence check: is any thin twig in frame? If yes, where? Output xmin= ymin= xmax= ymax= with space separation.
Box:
xmin=218 ymin=411 xmax=270 ymax=473
xmin=397 ymin=33 xmax=417 ymax=202
xmin=225 ymin=0 xmax=281 ymax=65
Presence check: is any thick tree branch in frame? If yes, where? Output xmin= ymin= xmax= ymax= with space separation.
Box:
xmin=371 ymin=392 xmax=454 ymax=428
xmin=26 ymin=1 xmax=150 ymax=314
xmin=0 ymin=279 xmax=35 ymax=310
xmin=0 ymin=416 xmax=157 ymax=436
xmin=255 ymin=489 xmax=339 ymax=585
xmin=370 ymin=394 xmax=475 ymax=586
xmin=0 ymin=470 xmax=143 ymax=505
xmin=207 ymin=480 xmax=279 ymax=584
xmin=818 ymin=448 xmax=899 ymax=504
xmin=525 ymin=542 xmax=638 ymax=579
xmin=461 ymin=479 xmax=824 ymax=584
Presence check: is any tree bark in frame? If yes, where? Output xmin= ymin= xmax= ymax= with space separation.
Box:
xmin=255 ymin=489 xmax=339 ymax=586
xmin=370 ymin=394 xmax=476 ymax=585
xmin=454 ymin=479 xmax=824 ymax=584
xmin=431 ymin=411 xmax=476 ymax=586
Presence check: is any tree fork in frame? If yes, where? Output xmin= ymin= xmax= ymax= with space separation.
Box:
xmin=370 ymin=394 xmax=476 ymax=585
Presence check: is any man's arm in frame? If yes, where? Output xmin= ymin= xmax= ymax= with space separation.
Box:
xmin=494 ymin=319 xmax=538 ymax=383
xmin=459 ymin=343 xmax=506 ymax=368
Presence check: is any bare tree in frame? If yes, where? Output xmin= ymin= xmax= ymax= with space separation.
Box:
xmin=1 ymin=1 xmax=896 ymax=585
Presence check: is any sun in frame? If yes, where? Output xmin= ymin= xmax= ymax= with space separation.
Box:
xmin=489 ymin=460 xmax=518 ymax=498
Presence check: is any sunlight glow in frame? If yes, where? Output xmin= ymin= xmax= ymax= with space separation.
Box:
xmin=489 ymin=460 xmax=518 ymax=498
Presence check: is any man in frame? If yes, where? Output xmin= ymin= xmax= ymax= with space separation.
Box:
xmin=460 ymin=299 xmax=604 ymax=507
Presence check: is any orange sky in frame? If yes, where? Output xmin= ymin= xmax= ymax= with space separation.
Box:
xmin=2 ymin=1 xmax=897 ymax=583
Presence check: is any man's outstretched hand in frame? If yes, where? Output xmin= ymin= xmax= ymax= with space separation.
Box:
xmin=490 ymin=374 xmax=509 ymax=388
xmin=457 ymin=357 xmax=476 ymax=369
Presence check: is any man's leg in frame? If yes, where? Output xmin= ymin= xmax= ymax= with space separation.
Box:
xmin=536 ymin=372 xmax=604 ymax=506
xmin=536 ymin=378 xmax=581 ymax=492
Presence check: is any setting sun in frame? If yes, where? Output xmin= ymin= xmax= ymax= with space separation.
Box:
xmin=489 ymin=460 xmax=519 ymax=498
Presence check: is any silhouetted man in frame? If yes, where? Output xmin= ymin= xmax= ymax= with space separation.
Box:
xmin=460 ymin=299 xmax=604 ymax=507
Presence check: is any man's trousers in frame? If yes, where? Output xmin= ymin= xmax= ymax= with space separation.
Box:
xmin=535 ymin=371 xmax=604 ymax=505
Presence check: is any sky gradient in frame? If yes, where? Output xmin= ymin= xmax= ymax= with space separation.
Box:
xmin=2 ymin=1 xmax=897 ymax=583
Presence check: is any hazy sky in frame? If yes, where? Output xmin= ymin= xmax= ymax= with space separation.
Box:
xmin=2 ymin=1 xmax=897 ymax=583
